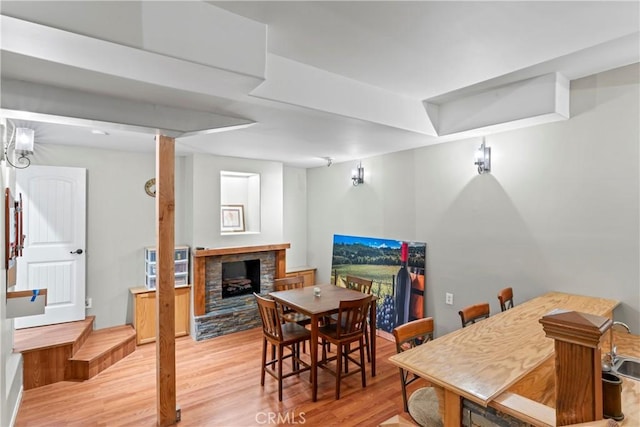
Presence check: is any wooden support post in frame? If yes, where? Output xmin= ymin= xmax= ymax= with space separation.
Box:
xmin=275 ymin=248 xmax=286 ymax=279
xmin=156 ymin=134 xmax=176 ymax=426
xmin=539 ymin=310 xmax=612 ymax=426
xmin=443 ymin=388 xmax=461 ymax=427
xmin=193 ymin=255 xmax=206 ymax=316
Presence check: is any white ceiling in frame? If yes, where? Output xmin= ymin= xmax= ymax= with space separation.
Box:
xmin=1 ymin=1 xmax=638 ymax=168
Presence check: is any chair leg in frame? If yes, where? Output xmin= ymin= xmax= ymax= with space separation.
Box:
xmin=277 ymin=345 xmax=284 ymax=402
xmin=399 ymin=368 xmax=409 ymax=412
xmin=359 ymin=338 xmax=366 ymax=388
xmin=261 ymin=338 xmax=267 ymax=386
xmin=291 ymin=343 xmax=297 ymax=372
xmin=271 ymin=344 xmax=276 ymax=371
xmin=335 ymin=342 xmax=343 ymax=400
xmin=364 ymin=324 xmax=371 ymax=363
xmin=344 ymin=342 xmax=349 ymax=374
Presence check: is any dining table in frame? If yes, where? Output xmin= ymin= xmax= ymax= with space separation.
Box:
xmin=270 ymin=283 xmax=377 ymax=402
xmin=389 ymin=291 xmax=620 ymax=426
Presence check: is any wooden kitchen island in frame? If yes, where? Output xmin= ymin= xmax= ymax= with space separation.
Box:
xmin=388 ymin=292 xmax=636 ymax=426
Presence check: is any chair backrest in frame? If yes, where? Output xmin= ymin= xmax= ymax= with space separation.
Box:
xmin=393 ymin=317 xmax=434 ymax=354
xmin=393 ymin=317 xmax=435 ymax=412
xmin=497 ymin=287 xmax=514 ymax=312
xmin=273 ymin=276 xmax=305 ymax=291
xmin=345 ymin=275 xmax=373 ymax=294
xmin=254 ymin=292 xmax=284 ymax=342
xmin=458 ymin=302 xmax=490 ymax=328
xmin=335 ymin=296 xmax=371 ymax=340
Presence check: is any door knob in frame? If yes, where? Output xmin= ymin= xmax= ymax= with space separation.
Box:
xmin=70 ymin=249 xmax=83 ymax=255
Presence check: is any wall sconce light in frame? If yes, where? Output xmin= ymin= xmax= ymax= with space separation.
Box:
xmin=474 ymin=138 xmax=491 ymax=174
xmin=351 ymin=162 xmax=364 ymax=186
xmin=5 ymin=126 xmax=34 ymax=169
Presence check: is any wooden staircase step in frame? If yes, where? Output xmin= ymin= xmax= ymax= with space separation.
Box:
xmin=14 ymin=316 xmax=95 ymax=390
xmin=14 ymin=318 xmax=138 ymax=389
xmin=67 ymin=325 xmax=136 ymax=381
xmin=14 ymin=316 xmax=95 ymax=353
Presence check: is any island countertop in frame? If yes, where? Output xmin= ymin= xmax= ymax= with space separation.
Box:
xmin=388 ymin=292 xmax=619 ymax=426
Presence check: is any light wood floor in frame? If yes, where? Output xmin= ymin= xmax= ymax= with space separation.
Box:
xmin=16 ymin=327 xmax=423 ymax=426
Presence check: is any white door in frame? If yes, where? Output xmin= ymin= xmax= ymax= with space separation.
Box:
xmin=14 ymin=165 xmax=86 ymax=328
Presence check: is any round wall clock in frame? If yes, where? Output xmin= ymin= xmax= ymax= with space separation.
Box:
xmin=144 ymin=178 xmax=156 ymax=197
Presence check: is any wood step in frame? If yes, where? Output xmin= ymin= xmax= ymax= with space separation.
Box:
xmin=14 ymin=317 xmax=95 ymax=390
xmin=14 ymin=317 xmax=137 ymax=389
xmin=14 ymin=316 xmax=95 ymax=353
xmin=67 ymin=325 xmax=136 ymax=381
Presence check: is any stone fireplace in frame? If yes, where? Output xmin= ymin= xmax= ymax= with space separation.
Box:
xmin=221 ymin=259 xmax=261 ymax=298
xmin=192 ymin=244 xmax=289 ymax=341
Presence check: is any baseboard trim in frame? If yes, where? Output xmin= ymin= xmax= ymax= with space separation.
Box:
xmin=9 ymin=385 xmax=23 ymax=427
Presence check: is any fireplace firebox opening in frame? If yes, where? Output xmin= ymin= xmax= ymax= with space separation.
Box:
xmin=221 ymin=259 xmax=261 ymax=298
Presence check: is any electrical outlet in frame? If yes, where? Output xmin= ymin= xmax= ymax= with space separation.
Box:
xmin=85 ymin=297 xmax=92 ymax=309
xmin=445 ymin=293 xmax=454 ymax=305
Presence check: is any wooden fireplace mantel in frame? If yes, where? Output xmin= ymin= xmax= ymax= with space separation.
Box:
xmin=193 ymin=243 xmax=290 ymax=258
xmin=192 ymin=243 xmax=290 ymax=316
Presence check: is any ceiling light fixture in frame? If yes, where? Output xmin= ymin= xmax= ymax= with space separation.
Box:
xmin=351 ymin=162 xmax=364 ymax=186
xmin=474 ymin=138 xmax=491 ymax=174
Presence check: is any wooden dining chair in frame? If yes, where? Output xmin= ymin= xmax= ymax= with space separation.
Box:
xmin=393 ymin=318 xmax=442 ymax=427
xmin=458 ymin=302 xmax=490 ymax=328
xmin=254 ymin=292 xmax=311 ymax=401
xmin=346 ymin=275 xmax=374 ymax=362
xmin=345 ymin=275 xmax=373 ymax=294
xmin=498 ymin=287 xmax=514 ymax=312
xmin=273 ymin=276 xmax=311 ymax=325
xmin=273 ymin=276 xmax=312 ymax=353
xmin=318 ymin=295 xmax=372 ymax=400
xmin=326 ymin=276 xmax=374 ymax=362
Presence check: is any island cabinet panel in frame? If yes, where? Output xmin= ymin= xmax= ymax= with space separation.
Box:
xmin=130 ymin=286 xmax=190 ymax=345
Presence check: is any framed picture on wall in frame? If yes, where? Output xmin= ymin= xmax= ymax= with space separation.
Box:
xmin=221 ymin=205 xmax=245 ymax=232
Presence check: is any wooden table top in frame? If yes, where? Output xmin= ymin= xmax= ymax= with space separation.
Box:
xmin=270 ymin=283 xmax=371 ymax=316
xmin=389 ymin=291 xmax=619 ymax=407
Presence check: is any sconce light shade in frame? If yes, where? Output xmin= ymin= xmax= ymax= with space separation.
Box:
xmin=5 ymin=126 xmax=34 ymax=169
xmin=474 ymin=138 xmax=491 ymax=174
xmin=352 ymin=162 xmax=364 ymax=186
xmin=15 ymin=128 xmax=35 ymax=153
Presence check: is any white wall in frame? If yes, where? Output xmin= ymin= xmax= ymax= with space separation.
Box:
xmin=19 ymin=146 xmax=298 ymax=330
xmin=27 ymin=145 xmax=174 ymax=328
xmin=186 ymin=154 xmax=284 ymax=249
xmin=283 ymin=166 xmax=308 ymax=269
xmin=307 ymin=64 xmax=639 ymax=337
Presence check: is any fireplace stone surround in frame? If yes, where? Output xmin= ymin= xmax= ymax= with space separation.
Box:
xmin=192 ymin=244 xmax=289 ymax=341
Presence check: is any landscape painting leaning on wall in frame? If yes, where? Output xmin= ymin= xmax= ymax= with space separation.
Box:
xmin=330 ymin=234 xmax=427 ymax=341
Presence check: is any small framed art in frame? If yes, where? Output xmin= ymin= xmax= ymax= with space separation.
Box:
xmin=221 ymin=205 xmax=245 ymax=232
